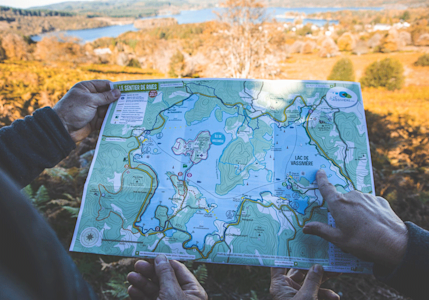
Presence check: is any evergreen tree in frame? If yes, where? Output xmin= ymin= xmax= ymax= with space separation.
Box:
xmin=361 ymin=58 xmax=404 ymax=91
xmin=328 ymin=57 xmax=355 ymax=82
xmin=414 ymin=53 xmax=429 ymax=67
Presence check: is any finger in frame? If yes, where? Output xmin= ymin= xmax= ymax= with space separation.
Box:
xmin=153 ymin=255 xmax=181 ymax=295
xmin=377 ymin=196 xmax=391 ymax=209
xmin=82 ymin=80 xmax=113 ymax=93
xmin=94 ymin=105 xmax=110 ymax=130
xmin=322 ymin=272 xmax=342 ymax=283
xmin=296 ymin=264 xmax=324 ymax=299
xmin=316 ymin=170 xmax=339 ymax=206
xmin=319 ymin=288 xmax=340 ymax=300
xmin=127 ymin=272 xmax=159 ymax=298
xmin=303 ymin=221 xmax=342 ymax=243
xmin=170 ymin=260 xmax=199 ymax=286
xmin=271 ymin=267 xmax=287 ymax=280
xmin=97 ymin=104 xmax=110 ymax=119
xmin=91 ymin=89 xmax=121 ymax=107
xmin=135 ymin=260 xmax=157 ymax=281
xmin=287 ymin=269 xmax=306 ymax=284
xmin=128 ymin=285 xmax=150 ymax=300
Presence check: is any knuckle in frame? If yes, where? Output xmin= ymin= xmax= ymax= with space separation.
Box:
xmin=334 ymin=193 xmax=346 ymax=202
xmin=103 ymin=91 xmax=110 ymax=102
xmin=318 ymin=182 xmax=331 ymax=190
xmin=377 ymin=196 xmax=389 ymax=205
xmin=269 ymin=285 xmax=279 ymax=297
xmin=347 ymin=190 xmax=360 ymax=198
xmin=202 ymin=290 xmax=209 ymax=300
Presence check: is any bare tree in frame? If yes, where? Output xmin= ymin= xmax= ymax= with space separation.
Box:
xmin=214 ymin=0 xmax=272 ymax=78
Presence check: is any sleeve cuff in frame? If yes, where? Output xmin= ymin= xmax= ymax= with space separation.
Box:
xmin=373 ymin=222 xmax=429 ymax=300
xmin=33 ymin=107 xmax=76 ymax=157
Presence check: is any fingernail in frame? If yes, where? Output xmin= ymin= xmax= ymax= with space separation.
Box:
xmin=313 ymin=264 xmax=323 ymax=274
xmin=112 ymin=89 xmax=121 ymax=97
xmin=319 ymin=169 xmax=326 ymax=174
xmin=155 ymin=254 xmax=168 ymax=265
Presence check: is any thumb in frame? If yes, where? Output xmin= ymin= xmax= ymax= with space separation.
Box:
xmin=303 ymin=222 xmax=342 ymax=244
xmin=92 ymin=88 xmax=121 ymax=106
xmin=154 ymin=255 xmax=181 ymax=295
xmin=296 ymin=265 xmax=324 ymax=299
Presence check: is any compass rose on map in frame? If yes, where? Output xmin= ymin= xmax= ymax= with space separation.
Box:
xmin=80 ymin=227 xmax=100 ymax=248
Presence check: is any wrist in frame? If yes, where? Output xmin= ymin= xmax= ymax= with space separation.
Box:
xmin=52 ymin=107 xmax=69 ymax=134
xmin=385 ymin=222 xmax=408 ymax=269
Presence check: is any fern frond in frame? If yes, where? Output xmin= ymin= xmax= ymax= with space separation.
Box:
xmin=193 ymin=264 xmax=208 ymax=285
xmin=250 ymin=290 xmax=258 ymax=300
xmin=63 ymin=206 xmax=79 ymax=218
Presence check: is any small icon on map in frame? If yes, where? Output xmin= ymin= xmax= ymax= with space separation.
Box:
xmin=226 ymin=210 xmax=235 ymax=219
xmin=80 ymin=227 xmax=99 ymax=248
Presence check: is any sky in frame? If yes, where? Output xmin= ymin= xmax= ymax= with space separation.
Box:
xmin=0 ymin=0 xmax=94 ymax=9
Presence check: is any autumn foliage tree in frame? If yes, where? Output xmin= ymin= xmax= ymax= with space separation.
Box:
xmin=1 ymin=33 xmax=29 ymax=60
xmin=214 ymin=0 xmax=271 ymax=78
xmin=34 ymin=36 xmax=86 ymax=63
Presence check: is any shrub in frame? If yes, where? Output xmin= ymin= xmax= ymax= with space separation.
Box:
xmin=328 ymin=57 xmax=355 ymax=82
xmin=414 ymin=53 xmax=429 ymax=66
xmin=361 ymin=58 xmax=404 ymax=91
xmin=168 ymin=50 xmax=185 ymax=78
xmin=127 ymin=58 xmax=141 ymax=68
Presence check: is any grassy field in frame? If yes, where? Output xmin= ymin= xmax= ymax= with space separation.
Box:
xmin=1 ymin=51 xmax=429 ymax=299
xmin=0 ymin=60 xmax=162 ymax=126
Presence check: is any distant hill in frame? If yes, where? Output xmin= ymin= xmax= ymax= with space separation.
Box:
xmin=27 ymin=0 xmax=429 ymax=19
xmin=32 ymin=0 xmax=428 ymax=17
xmin=30 ymin=0 xmax=220 ymax=18
xmin=0 ymin=5 xmax=73 ymax=17
xmin=265 ymin=0 xmax=427 ymax=8
xmin=0 ymin=6 xmax=111 ymax=35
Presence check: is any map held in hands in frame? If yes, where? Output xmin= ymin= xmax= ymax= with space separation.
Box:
xmin=70 ymin=79 xmax=374 ymax=273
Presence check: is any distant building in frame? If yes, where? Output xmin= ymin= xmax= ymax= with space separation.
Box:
xmin=311 ymin=25 xmax=319 ymax=31
xmin=373 ymin=24 xmax=392 ymax=31
xmin=393 ymin=22 xmax=411 ymax=29
xmin=94 ymin=48 xmax=112 ymax=55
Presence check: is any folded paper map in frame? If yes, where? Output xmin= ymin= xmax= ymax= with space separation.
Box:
xmin=70 ymin=79 xmax=374 ymax=273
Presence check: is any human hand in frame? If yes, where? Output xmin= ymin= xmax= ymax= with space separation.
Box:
xmin=127 ymin=255 xmax=208 ymax=300
xmin=270 ymin=265 xmax=340 ymax=300
xmin=303 ymin=169 xmax=408 ymax=269
xmin=53 ymin=80 xmax=121 ymax=143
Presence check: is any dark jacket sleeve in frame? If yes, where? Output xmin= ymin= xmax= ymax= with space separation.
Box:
xmin=373 ymin=221 xmax=429 ymax=300
xmin=0 ymin=107 xmax=76 ymax=187
xmin=0 ymin=169 xmax=97 ymax=300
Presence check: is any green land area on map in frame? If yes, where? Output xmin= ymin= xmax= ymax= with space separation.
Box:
xmin=70 ymin=79 xmax=374 ymax=273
